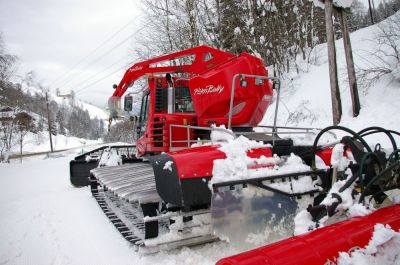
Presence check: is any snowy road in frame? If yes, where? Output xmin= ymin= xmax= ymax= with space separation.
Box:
xmin=0 ymin=151 xmax=237 ymax=265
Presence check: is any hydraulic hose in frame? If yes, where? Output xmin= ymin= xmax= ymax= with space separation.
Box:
xmin=312 ymin=125 xmax=372 ymax=170
xmin=357 ymin=127 xmax=399 ymax=160
xmin=359 ymin=160 xmax=400 ymax=203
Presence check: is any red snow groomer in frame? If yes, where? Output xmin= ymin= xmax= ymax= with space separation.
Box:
xmin=85 ymin=45 xmax=400 ymax=253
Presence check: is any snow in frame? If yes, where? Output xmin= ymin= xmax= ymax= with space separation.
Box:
xmin=22 ymin=81 xmax=108 ymax=120
xmin=98 ymin=147 xmax=122 ymax=167
xmin=163 ymin=161 xmax=174 ymax=172
xmin=9 ymin=131 xmax=102 ymax=156
xmin=210 ymin=136 xmax=267 ymax=185
xmin=78 ymin=101 xmax=108 ymax=120
xmin=294 ymin=209 xmax=318 ymax=235
xmin=0 ymin=151 xmax=239 ymax=265
xmin=348 ymin=203 xmax=372 ymax=217
xmin=313 ymin=0 xmax=354 ymax=9
xmin=337 ymin=224 xmax=400 ymax=265
xmin=233 ymin=27 xmax=241 ymax=35
xmin=210 ymin=134 xmax=316 ymax=191
xmin=330 ymin=143 xmax=350 ymax=171
xmin=209 ymin=124 xmax=234 ymax=142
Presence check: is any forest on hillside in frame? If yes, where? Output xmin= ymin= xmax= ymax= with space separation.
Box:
xmin=133 ymin=0 xmax=400 ymax=76
xmin=0 ymin=36 xmax=105 ymax=160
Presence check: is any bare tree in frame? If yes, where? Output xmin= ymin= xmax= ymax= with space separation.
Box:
xmin=15 ymin=112 xmax=35 ymax=162
xmin=357 ymin=12 xmax=400 ymax=92
xmin=0 ymin=34 xmax=18 ymax=81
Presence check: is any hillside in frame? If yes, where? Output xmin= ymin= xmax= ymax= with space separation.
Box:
xmin=0 ymin=78 xmax=108 ymax=159
xmin=261 ymin=11 xmax=400 ymax=147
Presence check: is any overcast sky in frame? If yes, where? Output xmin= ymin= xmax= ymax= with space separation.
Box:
xmin=0 ymin=0 xmax=143 ymax=108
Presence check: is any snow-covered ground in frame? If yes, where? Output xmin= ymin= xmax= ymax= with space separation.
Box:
xmin=0 ymin=151 xmax=238 ymax=265
xmin=9 ymin=132 xmax=103 ymax=156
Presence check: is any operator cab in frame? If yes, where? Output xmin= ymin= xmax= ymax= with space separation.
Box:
xmin=131 ymin=74 xmax=198 ymax=156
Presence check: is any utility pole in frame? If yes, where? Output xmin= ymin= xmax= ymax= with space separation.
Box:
xmin=338 ymin=8 xmax=360 ymax=117
xmin=368 ymin=0 xmax=375 ymax=24
xmin=45 ymin=91 xmax=54 ymax=152
xmin=324 ymin=0 xmax=342 ymax=125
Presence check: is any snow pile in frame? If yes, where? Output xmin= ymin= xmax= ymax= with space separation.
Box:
xmin=210 ymin=124 xmax=235 ymax=142
xmin=209 ymin=136 xmax=310 ymax=185
xmin=337 ymin=224 xmax=400 ymax=265
xmin=210 ymin=135 xmax=320 ymax=196
xmin=210 ymin=136 xmax=267 ymax=185
xmin=98 ymin=148 xmax=122 ymax=167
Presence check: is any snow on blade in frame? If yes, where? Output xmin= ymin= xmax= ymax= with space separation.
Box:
xmin=337 ymin=224 xmax=400 ymax=265
xmin=210 ymin=135 xmax=317 ymax=194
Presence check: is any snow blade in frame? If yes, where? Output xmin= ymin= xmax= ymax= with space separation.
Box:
xmin=211 ymin=170 xmax=330 ymax=251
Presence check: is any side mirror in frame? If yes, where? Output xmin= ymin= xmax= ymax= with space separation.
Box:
xmin=112 ymin=84 xmax=118 ymax=89
xmin=124 ymin=96 xmax=133 ymax=111
xmin=273 ymin=80 xmax=280 ymax=90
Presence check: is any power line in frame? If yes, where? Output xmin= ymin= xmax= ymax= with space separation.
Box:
xmin=50 ymin=16 xmax=140 ymax=88
xmin=69 ymin=20 xmax=152 ymax=95
xmin=66 ymin=56 xmax=127 ymax=91
xmin=59 ymin=31 xmax=138 ymax=88
xmin=59 ymin=18 xmax=149 ymax=90
xmin=75 ymin=62 xmax=131 ymax=94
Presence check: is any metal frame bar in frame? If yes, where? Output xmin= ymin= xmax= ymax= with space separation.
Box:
xmin=228 ymin=74 xmax=279 ymax=130
xmin=169 ymin=124 xmax=235 ymax=148
xmin=212 ymin=169 xmax=330 ymax=194
xmin=167 ymin=73 xmax=336 ymax=150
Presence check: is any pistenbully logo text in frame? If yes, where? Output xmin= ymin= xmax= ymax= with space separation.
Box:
xmin=194 ymin=85 xmax=224 ymax=95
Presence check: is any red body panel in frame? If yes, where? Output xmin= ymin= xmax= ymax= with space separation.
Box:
xmin=166 ymin=145 xmax=329 ymax=180
xmin=190 ymin=53 xmax=272 ymax=127
xmin=166 ymin=146 xmax=273 ymax=180
xmin=216 ymin=204 xmax=400 ymax=265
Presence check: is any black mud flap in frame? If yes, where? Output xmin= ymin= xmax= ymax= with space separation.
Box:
xmin=70 ymin=160 xmax=98 ymax=187
xmin=70 ymin=145 xmax=137 ymax=187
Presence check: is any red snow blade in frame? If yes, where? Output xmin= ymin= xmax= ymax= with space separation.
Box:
xmin=216 ymin=204 xmax=400 ymax=265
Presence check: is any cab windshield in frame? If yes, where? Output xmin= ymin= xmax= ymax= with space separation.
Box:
xmin=137 ymin=90 xmax=150 ymax=138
